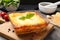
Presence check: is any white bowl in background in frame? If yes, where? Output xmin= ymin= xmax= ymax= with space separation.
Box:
xmin=38 ymin=2 xmax=57 ymax=13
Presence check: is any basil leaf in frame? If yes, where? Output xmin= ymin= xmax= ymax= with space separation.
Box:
xmin=26 ymin=14 xmax=34 ymax=19
xmin=19 ymin=14 xmax=34 ymax=20
xmin=19 ymin=16 xmax=26 ymax=20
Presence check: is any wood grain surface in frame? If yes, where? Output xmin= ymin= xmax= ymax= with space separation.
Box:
xmin=0 ymin=22 xmax=54 ymax=40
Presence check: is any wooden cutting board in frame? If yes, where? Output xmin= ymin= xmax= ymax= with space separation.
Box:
xmin=47 ymin=12 xmax=60 ymax=27
xmin=0 ymin=22 xmax=54 ymax=40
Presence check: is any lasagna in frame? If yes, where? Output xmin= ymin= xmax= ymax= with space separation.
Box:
xmin=9 ymin=11 xmax=48 ymax=35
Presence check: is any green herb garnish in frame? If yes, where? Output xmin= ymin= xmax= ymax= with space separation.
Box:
xmin=26 ymin=14 xmax=34 ymax=19
xmin=19 ymin=13 xmax=34 ymax=20
xmin=19 ymin=16 xmax=26 ymax=20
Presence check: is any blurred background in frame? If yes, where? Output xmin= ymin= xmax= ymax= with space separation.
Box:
xmin=21 ymin=0 xmax=60 ymax=5
xmin=0 ymin=0 xmax=60 ymax=11
xmin=18 ymin=0 xmax=60 ymax=11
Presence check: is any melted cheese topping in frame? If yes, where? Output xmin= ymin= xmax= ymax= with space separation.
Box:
xmin=9 ymin=12 xmax=45 ymax=27
xmin=14 ymin=15 xmax=45 ymax=27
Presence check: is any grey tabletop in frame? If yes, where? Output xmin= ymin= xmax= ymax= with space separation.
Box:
xmin=0 ymin=37 xmax=7 ymax=40
xmin=45 ymin=26 xmax=60 ymax=40
xmin=0 ymin=5 xmax=60 ymax=40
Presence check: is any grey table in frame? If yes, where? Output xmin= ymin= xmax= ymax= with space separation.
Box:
xmin=0 ymin=5 xmax=60 ymax=40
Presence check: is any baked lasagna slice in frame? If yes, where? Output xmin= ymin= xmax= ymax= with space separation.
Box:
xmin=9 ymin=11 xmax=48 ymax=35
